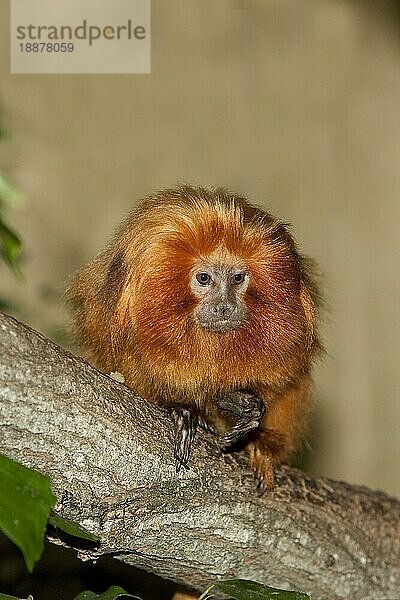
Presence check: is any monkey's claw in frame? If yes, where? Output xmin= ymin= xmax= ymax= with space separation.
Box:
xmin=171 ymin=408 xmax=198 ymax=473
xmin=217 ymin=391 xmax=265 ymax=448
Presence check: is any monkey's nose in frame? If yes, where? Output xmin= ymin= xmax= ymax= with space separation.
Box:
xmin=212 ymin=303 xmax=234 ymax=318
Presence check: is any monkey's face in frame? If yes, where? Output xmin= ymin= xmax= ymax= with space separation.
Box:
xmin=190 ymin=262 xmax=249 ymax=332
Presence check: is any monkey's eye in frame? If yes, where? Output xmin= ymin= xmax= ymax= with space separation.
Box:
xmin=196 ymin=272 xmax=212 ymax=285
xmin=232 ymin=272 xmax=246 ymax=284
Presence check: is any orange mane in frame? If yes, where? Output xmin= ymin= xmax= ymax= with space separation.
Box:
xmin=109 ymin=186 xmax=316 ymax=394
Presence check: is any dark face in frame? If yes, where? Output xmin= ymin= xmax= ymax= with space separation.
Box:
xmin=190 ymin=263 xmax=249 ymax=332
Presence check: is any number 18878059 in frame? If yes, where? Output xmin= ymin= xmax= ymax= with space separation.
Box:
xmin=19 ymin=42 xmax=74 ymax=52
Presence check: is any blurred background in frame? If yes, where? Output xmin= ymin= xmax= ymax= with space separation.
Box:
xmin=0 ymin=0 xmax=399 ymax=596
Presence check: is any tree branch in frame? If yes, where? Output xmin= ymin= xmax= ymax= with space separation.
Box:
xmin=0 ymin=311 xmax=399 ymax=599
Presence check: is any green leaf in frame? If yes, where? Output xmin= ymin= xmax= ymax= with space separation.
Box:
xmin=0 ymin=172 xmax=24 ymax=207
xmin=0 ymin=454 xmax=56 ymax=572
xmin=203 ymin=579 xmax=310 ymax=600
xmin=0 ymin=594 xmax=21 ymax=600
xmin=49 ymin=512 xmax=100 ymax=542
xmin=0 ymin=217 xmax=23 ymax=277
xmin=73 ymin=586 xmax=141 ymax=600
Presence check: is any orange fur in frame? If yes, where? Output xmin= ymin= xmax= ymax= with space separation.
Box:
xmin=66 ymin=185 xmax=322 ymax=486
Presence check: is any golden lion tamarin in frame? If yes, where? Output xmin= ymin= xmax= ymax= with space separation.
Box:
xmin=67 ymin=185 xmax=321 ymax=490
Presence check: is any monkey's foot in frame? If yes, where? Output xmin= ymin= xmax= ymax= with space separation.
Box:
xmin=170 ymin=408 xmax=198 ymax=473
xmin=246 ymin=440 xmax=275 ymax=494
xmin=217 ymin=391 xmax=265 ymax=449
xmin=245 ymin=429 xmax=286 ymax=494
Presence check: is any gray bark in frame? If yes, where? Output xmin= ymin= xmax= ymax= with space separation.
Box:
xmin=0 ymin=311 xmax=399 ymax=600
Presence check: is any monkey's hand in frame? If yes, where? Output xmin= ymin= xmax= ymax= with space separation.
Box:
xmin=216 ymin=391 xmax=265 ymax=449
xmin=170 ymin=407 xmax=198 ymax=473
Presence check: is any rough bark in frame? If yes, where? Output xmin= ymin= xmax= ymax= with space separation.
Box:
xmin=0 ymin=311 xmax=399 ymax=600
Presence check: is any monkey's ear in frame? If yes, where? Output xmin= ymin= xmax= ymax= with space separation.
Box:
xmin=300 ymin=282 xmax=316 ymax=348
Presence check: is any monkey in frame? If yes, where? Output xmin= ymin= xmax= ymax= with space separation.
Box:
xmin=66 ymin=185 xmax=322 ymax=491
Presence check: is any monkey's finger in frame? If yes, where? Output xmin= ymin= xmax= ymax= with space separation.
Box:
xmin=175 ymin=426 xmax=192 ymax=472
xmin=256 ymin=475 xmax=267 ymax=496
xmin=241 ymin=395 xmax=265 ymax=422
xmin=197 ymin=415 xmax=217 ymax=434
xmin=174 ymin=428 xmax=193 ymax=472
xmin=218 ymin=417 xmax=262 ymax=448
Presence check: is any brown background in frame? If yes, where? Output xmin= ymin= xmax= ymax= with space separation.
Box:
xmin=1 ymin=0 xmax=399 ymax=497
